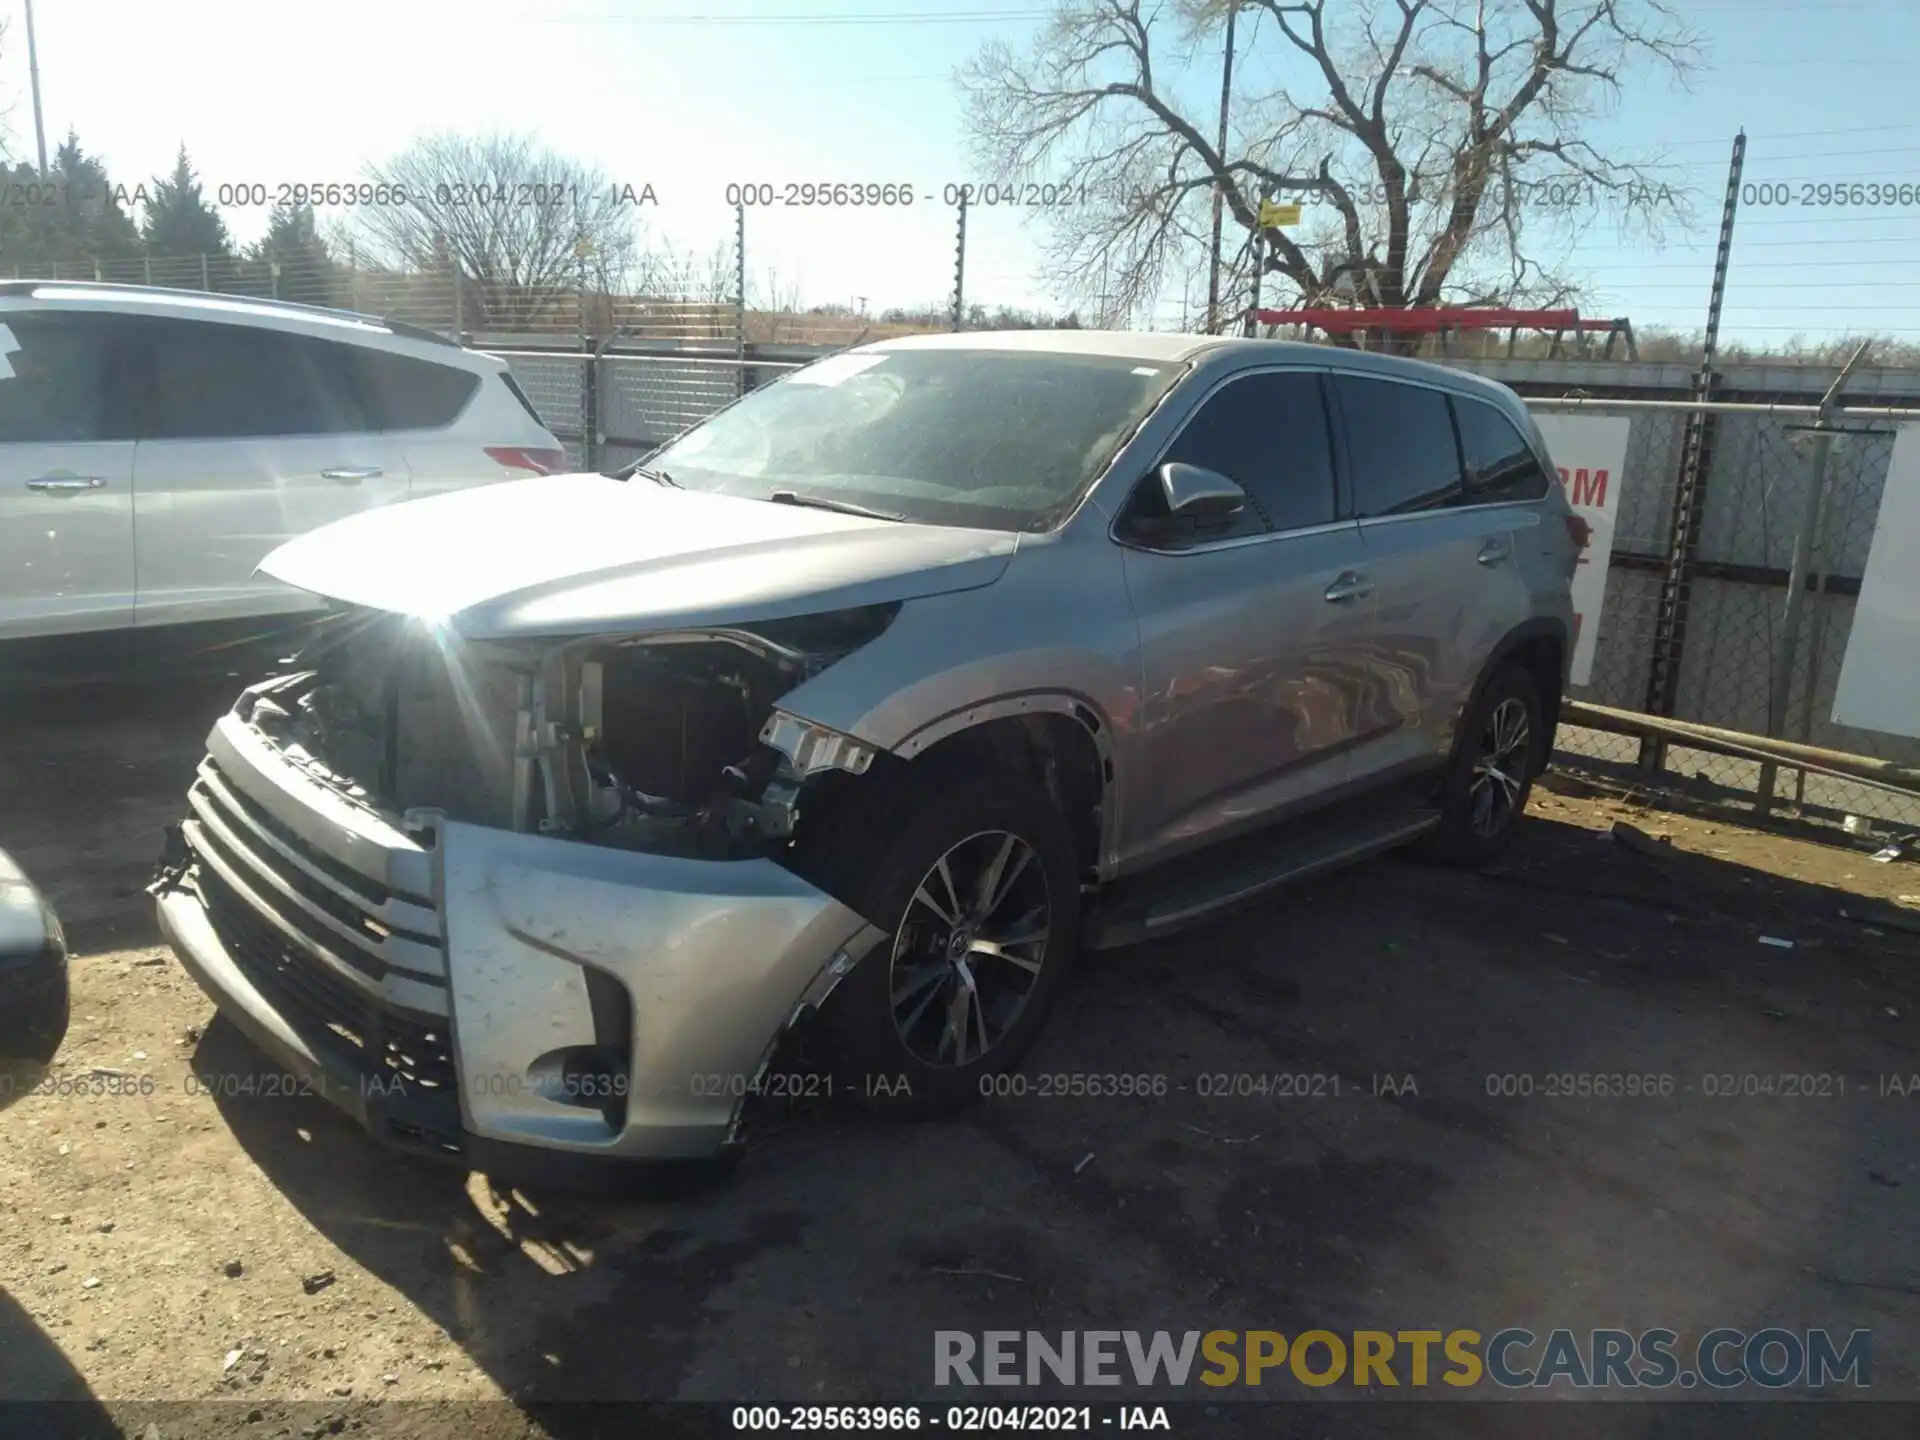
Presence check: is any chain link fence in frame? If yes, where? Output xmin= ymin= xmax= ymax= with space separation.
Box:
xmin=1509 ymin=385 xmax=1920 ymax=832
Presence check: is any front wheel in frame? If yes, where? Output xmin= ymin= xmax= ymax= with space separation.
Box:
xmin=1419 ymin=664 xmax=1543 ymax=867
xmin=820 ymin=782 xmax=1080 ymax=1116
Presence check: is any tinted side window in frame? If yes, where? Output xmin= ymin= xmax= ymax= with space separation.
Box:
xmin=338 ymin=348 xmax=481 ymax=431
xmin=1147 ymin=371 xmax=1336 ymax=536
xmin=0 ymin=311 xmax=136 ymax=443
xmin=1454 ymin=396 xmax=1550 ymax=503
xmin=1329 ymin=374 xmax=1462 ymax=517
xmin=135 ymin=319 xmax=370 ymax=439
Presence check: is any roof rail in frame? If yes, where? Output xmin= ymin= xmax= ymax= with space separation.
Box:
xmin=0 ymin=278 xmax=464 ymax=349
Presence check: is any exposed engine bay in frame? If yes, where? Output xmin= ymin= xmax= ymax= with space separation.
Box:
xmin=241 ymin=602 xmax=899 ymax=860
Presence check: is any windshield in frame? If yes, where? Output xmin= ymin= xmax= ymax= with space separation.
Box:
xmin=644 ymin=348 xmax=1185 ymax=530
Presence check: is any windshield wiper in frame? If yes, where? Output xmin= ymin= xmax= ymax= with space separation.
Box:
xmin=767 ymin=489 xmax=905 ymax=522
xmin=627 ymin=464 xmax=680 ymax=487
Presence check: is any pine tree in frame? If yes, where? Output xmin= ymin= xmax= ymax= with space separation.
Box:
xmin=250 ymin=201 xmax=336 ymax=303
xmin=51 ymin=131 xmax=142 ymax=267
xmin=141 ymin=144 xmax=232 ymax=262
xmin=0 ymin=131 xmax=143 ymax=278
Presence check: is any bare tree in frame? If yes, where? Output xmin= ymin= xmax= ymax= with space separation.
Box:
xmin=348 ymin=132 xmax=651 ymax=329
xmin=753 ymin=266 xmax=807 ymax=342
xmin=962 ymin=0 xmax=1702 ymax=344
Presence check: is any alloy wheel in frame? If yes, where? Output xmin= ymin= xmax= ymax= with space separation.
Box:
xmin=1468 ymin=696 xmax=1532 ymax=837
xmin=888 ymin=829 xmax=1052 ymax=1068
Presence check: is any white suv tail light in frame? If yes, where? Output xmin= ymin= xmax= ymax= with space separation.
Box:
xmin=484 ymin=446 xmax=568 ymax=476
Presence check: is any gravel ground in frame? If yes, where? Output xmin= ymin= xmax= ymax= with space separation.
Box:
xmin=2 ymin=676 xmax=1917 ymax=1439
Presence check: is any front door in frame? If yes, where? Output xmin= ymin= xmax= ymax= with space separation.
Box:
xmin=1116 ymin=369 xmax=1380 ymax=870
xmin=0 ymin=309 xmax=139 ymax=639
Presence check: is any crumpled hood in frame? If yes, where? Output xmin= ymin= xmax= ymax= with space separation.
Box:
xmin=258 ymin=473 xmax=1020 ymax=639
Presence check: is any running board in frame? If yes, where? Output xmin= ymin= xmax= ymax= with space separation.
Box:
xmin=1082 ymin=805 xmax=1442 ymax=952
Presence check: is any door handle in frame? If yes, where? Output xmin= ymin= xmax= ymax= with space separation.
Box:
xmin=1477 ymin=537 xmax=1512 ymax=565
xmin=1324 ymin=572 xmax=1374 ymax=603
xmin=25 ymin=475 xmax=106 ymax=493
xmin=320 ymin=467 xmax=383 ymax=482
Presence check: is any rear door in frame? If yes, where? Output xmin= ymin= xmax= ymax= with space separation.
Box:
xmin=0 ymin=309 xmax=139 ymax=639
xmin=1116 ymin=368 xmax=1381 ymax=867
xmin=1328 ymin=373 xmax=1537 ymax=783
xmin=127 ymin=317 xmax=412 ymax=628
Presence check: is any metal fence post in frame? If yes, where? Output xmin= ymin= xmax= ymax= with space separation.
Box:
xmin=1757 ymin=341 xmax=1870 ymax=815
xmin=201 ymin=253 xmax=210 ymax=291
xmin=582 ymin=348 xmax=599 ymax=473
xmin=951 ymin=191 xmax=967 ymax=332
xmin=734 ymin=201 xmax=748 ymax=397
xmin=451 ymin=260 xmax=463 ymax=339
xmin=1642 ymin=131 xmax=1745 ymax=775
xmin=143 ymin=255 xmax=151 ymax=286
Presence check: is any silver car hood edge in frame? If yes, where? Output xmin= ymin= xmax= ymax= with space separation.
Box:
xmin=256 ymin=472 xmax=1021 ymax=640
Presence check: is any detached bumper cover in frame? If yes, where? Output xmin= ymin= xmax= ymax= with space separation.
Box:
xmin=154 ymin=705 xmax=881 ymax=1166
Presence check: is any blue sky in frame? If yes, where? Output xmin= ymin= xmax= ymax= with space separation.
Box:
xmin=2 ymin=0 xmax=1918 ymax=344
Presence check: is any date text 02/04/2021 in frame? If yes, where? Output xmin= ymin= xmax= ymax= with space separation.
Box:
xmin=721 ymin=181 xmax=1145 ymax=209
xmin=728 ymin=1404 xmax=1171 ymax=1432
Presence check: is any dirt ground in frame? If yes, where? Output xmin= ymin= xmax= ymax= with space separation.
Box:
xmin=2 ymin=675 xmax=1918 ymax=1437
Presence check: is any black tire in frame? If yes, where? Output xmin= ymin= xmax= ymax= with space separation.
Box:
xmin=819 ymin=780 xmax=1080 ymax=1117
xmin=1418 ymin=663 xmax=1543 ymax=867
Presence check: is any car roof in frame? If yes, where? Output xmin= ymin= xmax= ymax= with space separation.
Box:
xmin=862 ymin=328 xmax=1530 ymax=417
xmin=0 ymin=280 xmax=481 ymax=362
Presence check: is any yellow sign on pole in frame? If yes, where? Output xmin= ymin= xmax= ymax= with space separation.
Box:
xmin=1258 ymin=199 xmax=1301 ymax=228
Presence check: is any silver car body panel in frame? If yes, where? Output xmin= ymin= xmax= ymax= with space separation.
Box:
xmin=155 ymin=332 xmax=1574 ymax=1163
xmin=256 ymin=473 xmax=1018 ymax=639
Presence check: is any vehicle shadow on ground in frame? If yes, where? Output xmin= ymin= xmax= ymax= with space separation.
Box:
xmin=187 ymin=812 xmax=1920 ymax=1422
xmin=0 ymin=672 xmax=246 ymax=957
xmin=0 ymin=1287 xmax=117 ymax=1436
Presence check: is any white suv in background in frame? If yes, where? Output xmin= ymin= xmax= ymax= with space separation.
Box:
xmin=0 ymin=282 xmax=568 ymax=642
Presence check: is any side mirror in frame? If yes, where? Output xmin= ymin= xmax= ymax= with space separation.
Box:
xmin=1158 ymin=462 xmax=1246 ymax=525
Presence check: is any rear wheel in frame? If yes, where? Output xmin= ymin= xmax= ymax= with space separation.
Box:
xmin=1420 ymin=664 xmax=1542 ymax=866
xmin=820 ymin=782 xmax=1080 ymax=1116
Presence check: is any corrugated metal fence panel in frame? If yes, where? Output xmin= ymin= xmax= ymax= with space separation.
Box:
xmin=602 ymin=356 xmax=742 ymax=454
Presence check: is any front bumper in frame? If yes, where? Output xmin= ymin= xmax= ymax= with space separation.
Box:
xmin=153 ymin=702 xmax=883 ymax=1169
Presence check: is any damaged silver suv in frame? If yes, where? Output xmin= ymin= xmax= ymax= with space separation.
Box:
xmin=152 ymin=331 xmax=1580 ymax=1175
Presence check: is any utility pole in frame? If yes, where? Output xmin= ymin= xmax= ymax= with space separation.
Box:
xmin=24 ymin=0 xmax=50 ymax=178
xmin=1204 ymin=1 xmax=1238 ymax=334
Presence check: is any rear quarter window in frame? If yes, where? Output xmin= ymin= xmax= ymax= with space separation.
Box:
xmin=1453 ymin=395 xmax=1552 ymax=503
xmin=498 ymin=372 xmax=549 ymax=429
xmin=338 ymin=347 xmax=481 ymax=431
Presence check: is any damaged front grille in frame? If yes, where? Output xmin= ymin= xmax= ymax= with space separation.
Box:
xmin=177 ymin=743 xmax=457 ymax=1099
xmin=196 ymin=868 xmax=456 ymax=1093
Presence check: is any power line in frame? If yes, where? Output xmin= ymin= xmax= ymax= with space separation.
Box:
xmin=520 ymin=6 xmax=1052 ymax=24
